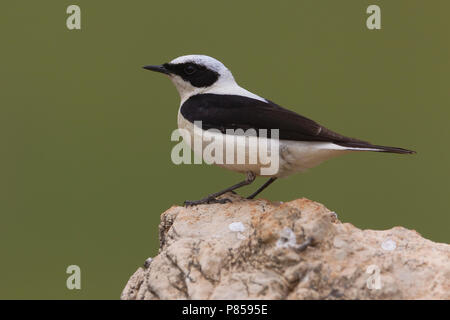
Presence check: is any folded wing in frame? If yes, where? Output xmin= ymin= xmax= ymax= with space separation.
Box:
xmin=180 ymin=93 xmax=415 ymax=154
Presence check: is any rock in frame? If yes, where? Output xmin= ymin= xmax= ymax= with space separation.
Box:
xmin=121 ymin=193 xmax=450 ymax=300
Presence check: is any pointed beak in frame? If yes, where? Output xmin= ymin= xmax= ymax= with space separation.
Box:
xmin=142 ymin=64 xmax=170 ymax=75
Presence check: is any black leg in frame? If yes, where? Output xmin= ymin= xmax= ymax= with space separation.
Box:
xmin=246 ymin=177 xmax=277 ymax=199
xmin=184 ymin=172 xmax=256 ymax=206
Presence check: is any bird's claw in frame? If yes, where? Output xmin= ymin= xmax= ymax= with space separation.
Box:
xmin=184 ymin=197 xmax=232 ymax=207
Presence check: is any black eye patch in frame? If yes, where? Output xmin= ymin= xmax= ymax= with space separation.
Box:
xmin=163 ymin=62 xmax=219 ymax=88
xmin=184 ymin=65 xmax=196 ymax=75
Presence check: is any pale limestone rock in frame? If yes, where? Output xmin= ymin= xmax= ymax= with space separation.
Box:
xmin=121 ymin=193 xmax=450 ymax=300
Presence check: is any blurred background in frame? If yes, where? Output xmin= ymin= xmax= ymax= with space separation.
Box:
xmin=1 ymin=0 xmax=448 ymax=299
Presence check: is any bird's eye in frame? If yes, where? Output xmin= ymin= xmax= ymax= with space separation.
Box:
xmin=184 ymin=65 xmax=196 ymax=75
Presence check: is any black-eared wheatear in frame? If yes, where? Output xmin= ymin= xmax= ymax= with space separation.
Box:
xmin=143 ymin=55 xmax=415 ymax=206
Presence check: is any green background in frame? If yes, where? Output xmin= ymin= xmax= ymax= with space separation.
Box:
xmin=1 ymin=1 xmax=448 ymax=299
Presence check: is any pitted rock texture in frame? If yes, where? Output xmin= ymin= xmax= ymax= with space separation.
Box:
xmin=121 ymin=193 xmax=450 ymax=300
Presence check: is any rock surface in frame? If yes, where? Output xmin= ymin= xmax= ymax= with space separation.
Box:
xmin=121 ymin=193 xmax=449 ymax=300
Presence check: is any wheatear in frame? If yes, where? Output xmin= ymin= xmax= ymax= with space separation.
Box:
xmin=143 ymin=55 xmax=415 ymax=205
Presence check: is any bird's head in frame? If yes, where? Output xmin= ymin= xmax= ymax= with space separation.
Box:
xmin=143 ymin=55 xmax=237 ymax=103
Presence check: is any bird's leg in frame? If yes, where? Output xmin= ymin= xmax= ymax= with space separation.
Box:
xmin=246 ymin=177 xmax=277 ymax=199
xmin=184 ymin=172 xmax=256 ymax=206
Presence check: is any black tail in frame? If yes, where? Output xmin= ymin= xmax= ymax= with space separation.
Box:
xmin=337 ymin=142 xmax=416 ymax=154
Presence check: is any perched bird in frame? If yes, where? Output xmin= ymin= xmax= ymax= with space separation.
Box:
xmin=143 ymin=55 xmax=415 ymax=206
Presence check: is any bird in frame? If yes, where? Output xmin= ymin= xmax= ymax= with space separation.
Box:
xmin=143 ymin=55 xmax=415 ymax=206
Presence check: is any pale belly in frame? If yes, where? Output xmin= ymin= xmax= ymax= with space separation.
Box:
xmin=177 ymin=112 xmax=351 ymax=178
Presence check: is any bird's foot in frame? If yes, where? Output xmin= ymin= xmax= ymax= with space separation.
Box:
xmin=184 ymin=196 xmax=232 ymax=207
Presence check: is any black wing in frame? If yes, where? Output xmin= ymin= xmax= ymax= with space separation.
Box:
xmin=180 ymin=93 xmax=415 ymax=154
xmin=180 ymin=93 xmax=368 ymax=144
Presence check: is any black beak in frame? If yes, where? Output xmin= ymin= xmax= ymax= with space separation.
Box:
xmin=142 ymin=64 xmax=170 ymax=75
